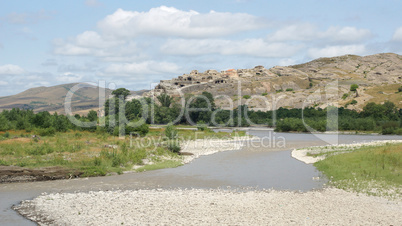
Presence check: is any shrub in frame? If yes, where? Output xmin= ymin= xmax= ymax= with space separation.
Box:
xmin=0 ymin=159 xmax=9 ymax=166
xmin=129 ymin=149 xmax=147 ymax=165
xmin=74 ymin=132 xmax=82 ymax=138
xmin=197 ymin=121 xmax=209 ymax=131
xmin=381 ymin=121 xmax=399 ymax=135
xmin=350 ymin=84 xmax=359 ymax=91
xmin=261 ymin=92 xmax=268 ymax=96
xmin=37 ymin=127 xmax=56 ymax=136
xmin=165 ymin=123 xmax=178 ymax=139
xmin=350 ymin=100 xmax=358 ymax=105
xmin=243 ymin=95 xmax=251 ymax=99
xmin=167 ymin=141 xmax=181 ymax=153
xmin=285 ymin=88 xmax=294 ymax=92
xmin=3 ymin=132 xmax=10 ymax=138
xmin=398 ymin=86 xmax=402 ymax=93
xmin=126 ymin=123 xmax=149 ymax=137
xmin=342 ymin=93 xmax=349 ymax=100
xmin=309 ymin=82 xmax=313 ymax=88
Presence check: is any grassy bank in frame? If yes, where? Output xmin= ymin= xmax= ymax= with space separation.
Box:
xmin=0 ymin=128 xmax=246 ymax=178
xmin=314 ymin=143 xmax=402 ymax=198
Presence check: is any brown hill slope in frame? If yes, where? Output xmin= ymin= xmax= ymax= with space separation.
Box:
xmin=148 ymin=53 xmax=402 ymax=111
xmin=0 ymin=83 xmax=114 ymax=114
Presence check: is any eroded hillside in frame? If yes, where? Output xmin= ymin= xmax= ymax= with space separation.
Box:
xmin=147 ymin=53 xmax=402 ymax=111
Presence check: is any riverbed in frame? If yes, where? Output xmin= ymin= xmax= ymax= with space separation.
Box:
xmin=1 ymin=129 xmax=401 ymax=225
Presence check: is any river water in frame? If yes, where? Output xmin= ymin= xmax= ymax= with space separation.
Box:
xmin=1 ymin=130 xmax=401 ymax=225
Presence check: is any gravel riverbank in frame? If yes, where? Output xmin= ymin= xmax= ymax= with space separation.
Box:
xmin=14 ymin=188 xmax=402 ymax=225
xmin=291 ymin=140 xmax=402 ymax=164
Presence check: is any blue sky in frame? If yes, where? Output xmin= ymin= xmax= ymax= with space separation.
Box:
xmin=1 ymin=0 xmax=402 ymax=96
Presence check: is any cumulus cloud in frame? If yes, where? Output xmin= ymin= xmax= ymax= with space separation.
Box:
xmin=57 ymin=72 xmax=83 ymax=83
xmin=392 ymin=27 xmax=402 ymax=41
xmin=52 ymin=31 xmax=136 ymax=57
xmin=268 ymin=23 xmax=372 ymax=44
xmin=308 ymin=45 xmax=367 ymax=59
xmin=267 ymin=23 xmax=318 ymax=42
xmin=103 ymin=61 xmax=180 ymax=76
xmin=278 ymin=58 xmax=297 ymax=66
xmin=97 ymin=6 xmax=267 ymax=38
xmin=161 ymin=38 xmax=302 ymax=58
xmin=0 ymin=64 xmax=25 ymax=75
xmin=322 ymin=26 xmax=372 ymax=43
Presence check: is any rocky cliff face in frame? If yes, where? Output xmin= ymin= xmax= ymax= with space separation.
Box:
xmin=146 ymin=53 xmax=402 ymax=111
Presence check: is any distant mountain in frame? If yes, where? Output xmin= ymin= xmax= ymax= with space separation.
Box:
xmin=0 ymin=83 xmax=148 ymax=115
xmin=147 ymin=53 xmax=402 ymax=111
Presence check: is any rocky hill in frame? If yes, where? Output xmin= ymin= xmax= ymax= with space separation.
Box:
xmin=148 ymin=53 xmax=402 ymax=111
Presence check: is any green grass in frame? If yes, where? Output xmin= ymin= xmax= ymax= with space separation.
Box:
xmin=0 ymin=127 xmax=242 ymax=178
xmin=314 ymin=143 xmax=402 ymax=197
xmin=136 ymin=160 xmax=182 ymax=172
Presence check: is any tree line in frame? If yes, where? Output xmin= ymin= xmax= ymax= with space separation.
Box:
xmin=1 ymin=87 xmax=401 ymax=136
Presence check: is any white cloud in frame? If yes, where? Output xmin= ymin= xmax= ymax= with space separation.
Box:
xmin=75 ymin=31 xmax=119 ymax=49
xmin=278 ymin=58 xmax=297 ymax=66
xmin=104 ymin=61 xmax=180 ymax=76
xmin=97 ymin=6 xmax=267 ymax=38
xmin=323 ymin=26 xmax=372 ymax=43
xmin=267 ymin=23 xmax=318 ymax=42
xmin=392 ymin=27 xmax=402 ymax=41
xmin=53 ymin=31 xmax=134 ymax=57
xmin=267 ymin=24 xmax=372 ymax=44
xmin=308 ymin=45 xmax=367 ymax=59
xmin=161 ymin=38 xmax=302 ymax=58
xmin=0 ymin=64 xmax=25 ymax=75
xmin=0 ymin=81 xmax=9 ymax=86
xmin=57 ymin=72 xmax=83 ymax=83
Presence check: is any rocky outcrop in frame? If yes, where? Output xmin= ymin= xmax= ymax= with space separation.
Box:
xmin=146 ymin=53 xmax=402 ymax=111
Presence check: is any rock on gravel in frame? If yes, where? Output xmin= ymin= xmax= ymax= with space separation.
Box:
xmin=14 ymin=188 xmax=402 ymax=225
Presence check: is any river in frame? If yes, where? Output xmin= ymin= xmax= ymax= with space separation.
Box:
xmin=1 ymin=129 xmax=401 ymax=225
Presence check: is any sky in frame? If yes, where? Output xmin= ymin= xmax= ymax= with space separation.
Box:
xmin=0 ymin=0 xmax=402 ymax=96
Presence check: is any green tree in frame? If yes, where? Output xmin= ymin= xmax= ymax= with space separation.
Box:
xmin=125 ymin=99 xmax=142 ymax=121
xmin=362 ymin=102 xmax=385 ymax=119
xmin=165 ymin=123 xmax=178 ymax=139
xmin=382 ymin=101 xmax=399 ymax=120
xmin=112 ymin=88 xmax=131 ymax=100
xmin=350 ymin=84 xmax=359 ymax=91
xmin=0 ymin=115 xmax=10 ymax=131
xmin=52 ymin=113 xmax=68 ymax=132
xmin=157 ymin=93 xmax=174 ymax=108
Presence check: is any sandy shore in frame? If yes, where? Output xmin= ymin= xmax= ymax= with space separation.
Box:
xmin=292 ymin=140 xmax=402 ymax=164
xmin=14 ymin=188 xmax=402 ymax=225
